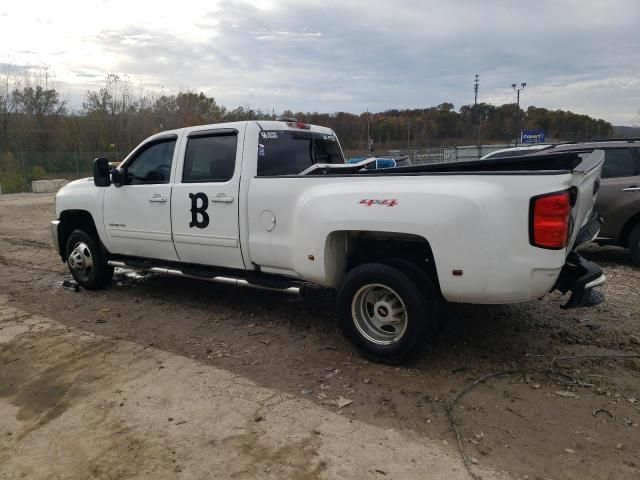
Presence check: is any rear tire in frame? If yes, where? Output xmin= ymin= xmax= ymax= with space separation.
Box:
xmin=65 ymin=229 xmax=113 ymax=290
xmin=629 ymin=223 xmax=640 ymax=266
xmin=337 ymin=263 xmax=443 ymax=364
xmin=381 ymin=257 xmax=448 ymax=337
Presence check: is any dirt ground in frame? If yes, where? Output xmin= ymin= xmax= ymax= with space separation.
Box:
xmin=1 ymin=193 xmax=639 ymax=480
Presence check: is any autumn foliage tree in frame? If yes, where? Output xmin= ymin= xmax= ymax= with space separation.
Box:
xmin=0 ymin=70 xmax=615 ymax=190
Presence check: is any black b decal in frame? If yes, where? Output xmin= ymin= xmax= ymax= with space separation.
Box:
xmin=189 ymin=192 xmax=209 ymax=228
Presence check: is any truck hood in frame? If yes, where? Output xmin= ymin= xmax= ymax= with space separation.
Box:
xmin=58 ymin=177 xmax=94 ymax=194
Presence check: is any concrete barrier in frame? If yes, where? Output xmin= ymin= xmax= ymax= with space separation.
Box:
xmin=31 ymin=179 xmax=69 ymax=193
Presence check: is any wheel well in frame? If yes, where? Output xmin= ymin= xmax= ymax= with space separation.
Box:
xmin=619 ymin=212 xmax=640 ymax=248
xmin=58 ymin=210 xmax=99 ymax=260
xmin=326 ymin=231 xmax=440 ymax=291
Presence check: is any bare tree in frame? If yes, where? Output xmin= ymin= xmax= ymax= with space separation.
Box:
xmin=14 ymin=64 xmax=66 ymax=115
xmin=0 ymin=63 xmax=19 ymax=151
xmin=11 ymin=64 xmax=66 ymax=151
xmin=82 ymin=74 xmax=146 ymax=154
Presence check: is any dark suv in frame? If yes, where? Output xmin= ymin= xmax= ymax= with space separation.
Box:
xmin=531 ymin=139 xmax=640 ymax=264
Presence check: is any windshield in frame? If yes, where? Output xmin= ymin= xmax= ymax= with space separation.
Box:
xmin=257 ymin=130 xmax=344 ymax=176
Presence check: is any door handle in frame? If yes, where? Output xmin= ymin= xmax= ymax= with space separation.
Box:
xmin=211 ymin=194 xmax=234 ymax=203
xmin=622 ymin=186 xmax=640 ymax=192
xmin=148 ymin=195 xmax=168 ymax=203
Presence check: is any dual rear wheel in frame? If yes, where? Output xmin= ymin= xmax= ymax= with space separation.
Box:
xmin=337 ymin=262 xmax=445 ymax=364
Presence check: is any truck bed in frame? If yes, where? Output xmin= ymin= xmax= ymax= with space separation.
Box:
xmin=378 ymin=151 xmax=583 ymax=173
xmin=304 ymin=151 xmax=588 ymax=176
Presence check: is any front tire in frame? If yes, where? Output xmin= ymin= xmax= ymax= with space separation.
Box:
xmin=65 ymin=229 xmax=113 ymax=290
xmin=337 ymin=263 xmax=443 ymax=364
xmin=629 ymin=223 xmax=640 ymax=266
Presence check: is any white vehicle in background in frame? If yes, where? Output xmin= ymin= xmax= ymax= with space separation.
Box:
xmin=52 ymin=119 xmax=605 ymax=364
xmin=481 ymin=144 xmax=550 ymax=160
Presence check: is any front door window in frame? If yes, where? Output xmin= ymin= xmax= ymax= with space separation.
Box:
xmin=126 ymin=140 xmax=176 ymax=184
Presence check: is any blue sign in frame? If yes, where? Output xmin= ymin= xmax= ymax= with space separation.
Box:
xmin=521 ymin=130 xmax=545 ymax=143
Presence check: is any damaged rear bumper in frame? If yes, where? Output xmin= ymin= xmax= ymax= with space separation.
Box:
xmin=574 ymin=211 xmax=603 ymax=247
xmin=554 ymin=251 xmax=605 ymax=309
xmin=553 ymin=212 xmax=605 ymax=309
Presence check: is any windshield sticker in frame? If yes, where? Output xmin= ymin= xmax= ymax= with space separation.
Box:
xmin=258 ymin=143 xmax=265 ymax=157
xmin=260 ymin=131 xmax=278 ymax=139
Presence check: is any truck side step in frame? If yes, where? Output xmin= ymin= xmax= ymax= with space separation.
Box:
xmin=108 ymin=260 xmax=302 ymax=295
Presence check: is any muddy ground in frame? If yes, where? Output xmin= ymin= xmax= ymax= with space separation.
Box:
xmin=0 ymin=193 xmax=639 ymax=480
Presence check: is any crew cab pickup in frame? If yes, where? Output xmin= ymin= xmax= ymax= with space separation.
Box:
xmin=52 ymin=120 xmax=606 ymax=363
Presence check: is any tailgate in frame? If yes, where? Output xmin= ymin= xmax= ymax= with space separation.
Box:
xmin=567 ymin=149 xmax=605 ymax=250
xmin=552 ymin=149 xmax=606 ymax=309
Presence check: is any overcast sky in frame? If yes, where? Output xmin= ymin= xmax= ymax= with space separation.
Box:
xmin=1 ymin=0 xmax=639 ymax=125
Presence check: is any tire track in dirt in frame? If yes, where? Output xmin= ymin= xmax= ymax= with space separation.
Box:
xmin=1 ymin=193 xmax=639 ymax=479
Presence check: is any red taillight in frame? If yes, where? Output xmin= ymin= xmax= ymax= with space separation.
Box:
xmin=287 ymin=121 xmax=311 ymax=130
xmin=530 ymin=191 xmax=571 ymax=249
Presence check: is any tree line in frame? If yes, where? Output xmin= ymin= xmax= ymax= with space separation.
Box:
xmin=0 ymin=67 xmax=613 ymax=192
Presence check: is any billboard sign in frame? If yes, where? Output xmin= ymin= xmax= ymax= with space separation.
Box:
xmin=521 ymin=130 xmax=545 ymax=143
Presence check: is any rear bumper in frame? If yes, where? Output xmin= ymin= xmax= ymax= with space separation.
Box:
xmin=553 ymin=251 xmax=605 ymax=309
xmin=572 ymin=211 xmax=603 ymax=248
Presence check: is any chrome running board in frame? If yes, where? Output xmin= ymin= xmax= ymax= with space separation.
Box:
xmin=108 ymin=261 xmax=301 ymax=295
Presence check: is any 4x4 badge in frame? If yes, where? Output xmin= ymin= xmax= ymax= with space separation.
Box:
xmin=359 ymin=199 xmax=398 ymax=207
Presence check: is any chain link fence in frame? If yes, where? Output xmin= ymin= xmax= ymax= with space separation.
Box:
xmin=388 ymin=144 xmax=513 ymax=164
xmin=0 ymin=151 xmax=119 ymax=193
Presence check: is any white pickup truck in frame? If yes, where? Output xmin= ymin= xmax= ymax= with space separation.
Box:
xmin=52 ymin=119 xmax=606 ymax=363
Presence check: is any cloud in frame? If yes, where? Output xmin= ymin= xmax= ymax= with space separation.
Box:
xmin=4 ymin=0 xmax=639 ymax=124
xmin=71 ymin=70 xmax=101 ymax=79
xmin=0 ymin=62 xmax=31 ymax=73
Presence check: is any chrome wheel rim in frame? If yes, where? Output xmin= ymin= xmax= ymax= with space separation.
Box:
xmin=351 ymin=283 xmax=408 ymax=345
xmin=68 ymin=242 xmax=94 ymax=281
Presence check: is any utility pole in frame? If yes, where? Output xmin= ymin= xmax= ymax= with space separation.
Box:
xmin=406 ymin=121 xmax=411 ymax=151
xmin=474 ymin=74 xmax=479 ymax=146
xmin=366 ymin=108 xmax=372 ymax=152
xmin=512 ymin=82 xmax=526 ymax=146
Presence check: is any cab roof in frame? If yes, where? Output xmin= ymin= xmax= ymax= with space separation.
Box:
xmin=145 ymin=120 xmax=335 ymax=141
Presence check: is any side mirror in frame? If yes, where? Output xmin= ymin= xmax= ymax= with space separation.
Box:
xmin=111 ymin=167 xmax=124 ymax=187
xmin=93 ymin=158 xmax=111 ymax=187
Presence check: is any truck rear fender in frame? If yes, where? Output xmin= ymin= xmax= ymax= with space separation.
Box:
xmin=323 ymin=231 xmax=440 ymax=290
xmin=272 ymin=180 xmax=492 ymax=295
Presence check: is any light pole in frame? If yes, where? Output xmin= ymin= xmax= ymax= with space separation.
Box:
xmin=512 ymin=82 xmax=526 ymax=146
xmin=474 ymin=74 xmax=479 ymax=146
xmin=366 ymin=108 xmax=372 ymax=152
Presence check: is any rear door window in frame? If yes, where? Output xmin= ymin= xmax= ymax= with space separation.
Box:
xmin=602 ymin=148 xmax=638 ymax=178
xmin=182 ymin=133 xmax=237 ymax=183
xmin=257 ymin=130 xmax=343 ymax=176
